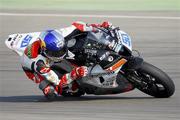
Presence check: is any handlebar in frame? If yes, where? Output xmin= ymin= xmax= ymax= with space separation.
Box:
xmin=95 ymin=27 xmax=121 ymax=42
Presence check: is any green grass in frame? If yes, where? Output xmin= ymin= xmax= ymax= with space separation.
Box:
xmin=0 ymin=0 xmax=179 ymax=11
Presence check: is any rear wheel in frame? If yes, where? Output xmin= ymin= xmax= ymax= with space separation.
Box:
xmin=135 ymin=62 xmax=175 ymax=98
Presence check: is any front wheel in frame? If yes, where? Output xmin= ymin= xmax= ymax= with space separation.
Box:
xmin=135 ymin=62 xmax=175 ymax=98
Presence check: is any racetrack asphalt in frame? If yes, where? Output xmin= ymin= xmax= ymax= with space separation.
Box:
xmin=0 ymin=10 xmax=180 ymax=120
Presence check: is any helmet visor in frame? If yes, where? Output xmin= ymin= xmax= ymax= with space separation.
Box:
xmin=44 ymin=47 xmax=66 ymax=61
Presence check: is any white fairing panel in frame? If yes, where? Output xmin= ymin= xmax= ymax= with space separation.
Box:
xmin=118 ymin=30 xmax=132 ymax=51
xmin=5 ymin=32 xmax=41 ymax=56
xmin=82 ymin=65 xmax=119 ymax=88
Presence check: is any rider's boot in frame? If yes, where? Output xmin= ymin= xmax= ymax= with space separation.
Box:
xmin=39 ymin=80 xmax=57 ymax=100
xmin=43 ymin=85 xmax=57 ymax=100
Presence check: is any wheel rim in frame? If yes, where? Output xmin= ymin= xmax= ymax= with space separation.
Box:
xmin=137 ymin=71 xmax=167 ymax=95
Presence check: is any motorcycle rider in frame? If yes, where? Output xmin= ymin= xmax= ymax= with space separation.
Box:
xmin=21 ymin=21 xmax=125 ymax=99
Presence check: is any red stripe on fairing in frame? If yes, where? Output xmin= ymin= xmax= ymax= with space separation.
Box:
xmin=24 ymin=40 xmax=41 ymax=58
xmin=106 ymin=58 xmax=127 ymax=71
xmin=72 ymin=22 xmax=84 ymax=31
xmin=30 ymin=41 xmax=41 ymax=58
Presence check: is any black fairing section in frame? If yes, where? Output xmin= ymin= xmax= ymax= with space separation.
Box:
xmin=98 ymin=53 xmax=122 ymax=69
xmin=68 ymin=33 xmax=89 ymax=66
xmin=118 ymin=46 xmax=132 ymax=57
xmin=67 ymin=32 xmax=117 ymax=67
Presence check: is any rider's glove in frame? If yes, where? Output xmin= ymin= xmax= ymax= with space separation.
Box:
xmin=71 ymin=66 xmax=88 ymax=80
xmin=100 ymin=21 xmax=115 ymax=30
xmin=55 ymin=66 xmax=88 ymax=94
xmin=101 ymin=22 xmax=120 ymax=39
xmin=72 ymin=21 xmax=98 ymax=32
xmin=101 ymin=21 xmax=112 ymax=28
xmin=73 ymin=21 xmax=114 ymax=33
xmin=56 ymin=66 xmax=88 ymax=91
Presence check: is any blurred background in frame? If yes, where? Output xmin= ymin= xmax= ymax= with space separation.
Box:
xmin=0 ymin=0 xmax=179 ymax=11
xmin=0 ymin=1 xmax=180 ymax=120
xmin=0 ymin=0 xmax=179 ymax=105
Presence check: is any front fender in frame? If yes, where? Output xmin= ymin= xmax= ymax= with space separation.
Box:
xmin=124 ymin=57 xmax=144 ymax=70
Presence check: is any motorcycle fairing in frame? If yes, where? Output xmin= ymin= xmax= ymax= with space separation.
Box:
xmin=79 ymin=64 xmax=130 ymax=95
xmin=118 ymin=30 xmax=132 ymax=52
xmin=81 ymin=65 xmax=119 ymax=88
xmin=5 ymin=32 xmax=41 ymax=56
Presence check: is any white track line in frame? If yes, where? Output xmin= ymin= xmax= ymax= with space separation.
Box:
xmin=0 ymin=12 xmax=180 ymax=20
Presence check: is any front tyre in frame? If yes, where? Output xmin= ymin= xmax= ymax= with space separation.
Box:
xmin=137 ymin=62 xmax=175 ymax=98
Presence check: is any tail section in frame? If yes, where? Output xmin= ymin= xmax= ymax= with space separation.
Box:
xmin=5 ymin=32 xmax=41 ymax=56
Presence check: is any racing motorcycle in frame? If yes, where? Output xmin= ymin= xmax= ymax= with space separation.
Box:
xmin=5 ymin=27 xmax=175 ymax=98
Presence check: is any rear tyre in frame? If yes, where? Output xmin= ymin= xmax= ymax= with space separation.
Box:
xmin=136 ymin=62 xmax=175 ymax=98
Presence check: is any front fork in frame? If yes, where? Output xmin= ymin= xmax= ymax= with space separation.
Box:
xmin=122 ymin=56 xmax=147 ymax=89
xmin=125 ymin=71 xmax=148 ymax=89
